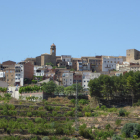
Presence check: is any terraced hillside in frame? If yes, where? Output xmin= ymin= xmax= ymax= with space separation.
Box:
xmin=1 ymin=95 xmax=140 ymax=140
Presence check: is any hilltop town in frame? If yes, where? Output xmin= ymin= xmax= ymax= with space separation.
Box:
xmin=0 ymin=43 xmax=139 ymax=91
xmin=1 ymin=44 xmax=140 ymax=140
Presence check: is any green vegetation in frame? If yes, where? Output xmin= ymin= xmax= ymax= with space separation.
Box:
xmin=0 ymin=87 xmax=7 ymax=92
xmin=121 ymin=123 xmax=140 ymax=138
xmin=46 ymin=62 xmax=54 ymax=67
xmin=88 ymin=71 xmax=140 ymax=105
xmin=19 ymin=85 xmax=42 ymax=93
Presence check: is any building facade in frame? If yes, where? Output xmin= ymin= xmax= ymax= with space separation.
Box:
xmin=62 ymin=72 xmax=73 ymax=87
xmin=36 ymin=43 xmax=56 ymax=66
xmin=102 ymin=56 xmax=123 ymax=71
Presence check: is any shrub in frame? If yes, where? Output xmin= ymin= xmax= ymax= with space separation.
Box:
xmin=133 ymin=135 xmax=138 ymax=139
xmin=101 ymin=105 xmax=107 ymax=111
xmin=95 ymin=106 xmax=99 ymax=110
xmin=78 ymin=112 xmax=83 ymax=117
xmin=42 ymin=136 xmax=50 ymax=140
xmin=45 ymin=106 xmax=54 ymax=111
xmin=119 ymin=109 xmax=126 ymax=117
xmin=115 ymin=119 xmax=121 ymax=126
xmin=125 ymin=111 xmax=130 ymax=117
xmin=70 ymin=99 xmax=75 ymax=105
xmin=79 ymin=99 xmax=89 ymax=105
xmin=85 ymin=112 xmax=91 ymax=117
xmin=38 ymin=106 xmax=44 ymax=110
xmin=52 ymin=111 xmax=57 ymax=116
xmin=82 ymin=105 xmax=93 ymax=112
xmin=27 ymin=112 xmax=32 ymax=117
xmin=35 ymin=118 xmax=43 ymax=123
xmin=105 ymin=124 xmax=111 ymax=131
xmin=55 ymin=127 xmax=64 ymax=134
xmin=112 ymin=134 xmax=123 ymax=140
xmin=121 ymin=123 xmax=140 ymax=138
xmin=91 ymin=112 xmax=98 ymax=117
xmin=107 ymin=108 xmax=117 ymax=112
xmin=71 ymin=138 xmax=77 ymax=140
xmin=66 ymin=111 xmax=74 ymax=117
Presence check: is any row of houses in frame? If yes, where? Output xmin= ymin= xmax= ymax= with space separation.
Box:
xmin=1 ymin=43 xmax=140 ymax=90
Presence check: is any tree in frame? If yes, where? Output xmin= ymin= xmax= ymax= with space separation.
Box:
xmin=127 ymin=75 xmax=136 ymax=106
xmin=71 ymin=83 xmax=83 ymax=93
xmin=54 ymin=86 xmax=64 ymax=95
xmin=42 ymin=81 xmax=57 ymax=94
xmin=64 ymin=86 xmax=74 ymax=96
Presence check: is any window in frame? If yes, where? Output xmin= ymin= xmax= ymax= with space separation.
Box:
xmin=6 ymin=70 xmax=8 ymax=73
xmin=11 ymin=75 xmax=13 ymax=77
xmin=79 ymin=76 xmax=81 ymax=78
xmin=7 ymin=75 xmax=8 ymax=77
xmin=70 ymin=79 xmax=72 ymax=81
xmin=64 ymin=79 xmax=65 ymax=81
xmin=84 ymin=81 xmax=85 ymax=82
xmin=7 ymin=79 xmax=9 ymax=81
xmin=79 ymin=80 xmax=82 ymax=82
xmin=84 ymin=85 xmax=85 ymax=87
xmin=75 ymin=63 xmax=76 ymax=64
xmin=104 ymin=61 xmax=106 ymax=63
xmin=87 ymin=81 xmax=89 ymax=82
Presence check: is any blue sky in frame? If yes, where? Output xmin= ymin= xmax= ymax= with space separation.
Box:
xmin=0 ymin=0 xmax=140 ymax=63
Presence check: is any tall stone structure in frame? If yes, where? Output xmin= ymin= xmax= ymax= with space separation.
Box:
xmin=126 ymin=49 xmax=140 ymax=63
xmin=36 ymin=43 xmax=56 ymax=66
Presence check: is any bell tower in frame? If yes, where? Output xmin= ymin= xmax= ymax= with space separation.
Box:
xmin=50 ymin=43 xmax=56 ymax=56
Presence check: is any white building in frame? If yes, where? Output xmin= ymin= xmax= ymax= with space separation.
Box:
xmin=34 ymin=65 xmax=52 ymax=76
xmin=62 ymin=72 xmax=73 ymax=86
xmin=82 ymin=72 xmax=101 ymax=89
xmin=0 ymin=71 xmax=5 ymax=78
xmin=116 ymin=62 xmax=130 ymax=71
xmin=61 ymin=55 xmax=72 ymax=62
xmin=102 ymin=56 xmax=123 ymax=71
xmin=15 ymin=64 xmax=24 ymax=86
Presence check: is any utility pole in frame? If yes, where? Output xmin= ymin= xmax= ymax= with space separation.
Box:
xmin=75 ymin=80 xmax=78 ymax=131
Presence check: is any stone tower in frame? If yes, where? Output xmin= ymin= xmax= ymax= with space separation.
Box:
xmin=50 ymin=43 xmax=56 ymax=56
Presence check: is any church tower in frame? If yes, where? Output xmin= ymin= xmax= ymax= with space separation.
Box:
xmin=50 ymin=43 xmax=56 ymax=56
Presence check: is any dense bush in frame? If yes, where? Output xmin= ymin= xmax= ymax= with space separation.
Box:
xmin=112 ymin=134 xmax=123 ymax=140
xmin=119 ymin=109 xmax=126 ymax=117
xmin=19 ymin=85 xmax=42 ymax=93
xmin=0 ymin=87 xmax=7 ymax=92
xmin=121 ymin=123 xmax=140 ymax=138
